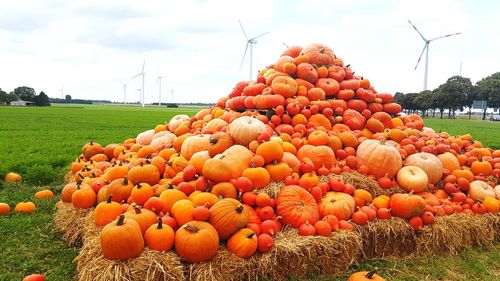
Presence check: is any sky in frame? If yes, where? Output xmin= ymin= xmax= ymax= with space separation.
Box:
xmin=0 ymin=0 xmax=499 ymax=104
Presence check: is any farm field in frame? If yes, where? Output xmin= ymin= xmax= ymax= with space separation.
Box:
xmin=0 ymin=104 xmax=499 ymax=280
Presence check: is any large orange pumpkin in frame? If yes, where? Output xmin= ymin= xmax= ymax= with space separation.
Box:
xmin=100 ymin=214 xmax=144 ymax=260
xmin=180 ymin=134 xmax=211 ymax=160
xmin=438 ymin=152 xmax=460 ymax=172
xmin=175 ymin=221 xmax=219 ymax=263
xmin=389 ymin=193 xmax=426 ymax=219
xmin=276 ymin=185 xmax=319 ymax=228
xmin=209 ymin=198 xmax=250 ymax=240
xmin=300 ymin=43 xmax=336 ymax=65
xmin=356 ymin=140 xmax=402 ymax=178
xmin=296 ymin=145 xmax=336 ymax=169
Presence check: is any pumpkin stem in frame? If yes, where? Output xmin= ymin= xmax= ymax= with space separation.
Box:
xmin=157 ymin=217 xmax=163 ymax=229
xmin=132 ymin=204 xmax=142 ymax=214
xmin=106 ymin=195 xmax=113 ymax=203
xmin=236 ymin=204 xmax=244 ymax=214
xmin=117 ymin=214 xmax=125 ymax=226
xmin=366 ymin=268 xmax=378 ymax=279
xmin=90 ymin=140 xmax=94 ymax=145
xmin=77 ymin=179 xmax=83 ymax=185
xmin=136 ymin=183 xmax=142 ymax=189
xmin=140 ymin=162 xmax=144 ymax=167
xmin=246 ymin=232 xmax=256 ymax=239
xmin=183 ymin=224 xmax=200 ymax=233
xmin=124 ymin=177 xmax=129 ymax=185
xmin=272 ymin=160 xmax=279 ymax=165
xmin=209 ymin=137 xmax=219 ymax=144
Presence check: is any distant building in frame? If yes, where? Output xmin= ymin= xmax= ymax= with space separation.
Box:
xmin=10 ymin=100 xmax=35 ymax=106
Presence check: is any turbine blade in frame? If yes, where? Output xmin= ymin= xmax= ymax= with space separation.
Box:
xmin=414 ymin=44 xmax=428 ymax=70
xmin=131 ymin=73 xmax=141 ymax=79
xmin=408 ymin=20 xmax=427 ymax=41
xmin=238 ymin=20 xmax=249 ymax=40
xmin=430 ymin=32 xmax=461 ymax=41
xmin=239 ymin=42 xmax=249 ymax=70
xmin=142 ymin=59 xmax=145 ymax=72
xmin=251 ymin=31 xmax=270 ymax=41
xmin=282 ymin=42 xmax=289 ymax=48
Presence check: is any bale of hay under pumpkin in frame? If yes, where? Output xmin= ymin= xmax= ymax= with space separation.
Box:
xmin=53 ymin=203 xmax=92 ymax=246
xmin=358 ymin=217 xmax=417 ymax=259
xmin=82 ymin=209 xmax=102 ymax=242
xmin=339 ymin=172 xmax=406 ymax=197
xmin=415 ymin=213 xmax=497 ymax=256
xmin=187 ymin=228 xmax=361 ymax=281
xmin=76 ymin=234 xmax=185 ymax=281
xmin=493 ymin=213 xmax=500 ymax=242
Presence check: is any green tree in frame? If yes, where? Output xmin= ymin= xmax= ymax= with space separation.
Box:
xmin=414 ymin=90 xmax=433 ymax=117
xmin=65 ymin=95 xmax=72 ymax=101
xmin=431 ymin=87 xmax=448 ymax=119
xmin=431 ymin=76 xmax=473 ymax=118
xmin=476 ymin=72 xmax=500 ymax=120
xmin=34 ymin=91 xmax=50 ymax=106
xmin=13 ymin=86 xmax=36 ymax=102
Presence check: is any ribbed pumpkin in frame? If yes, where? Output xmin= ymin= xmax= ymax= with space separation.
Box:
xmin=171 ymin=199 xmax=196 ymax=226
xmin=356 ymin=139 xmax=402 ymax=178
xmin=300 ymin=43 xmax=336 ymax=65
xmin=209 ymin=198 xmax=250 ymax=240
xmin=34 ymin=189 xmax=54 ymax=200
xmin=276 ymin=185 xmax=319 ymax=228
xmin=175 ymin=221 xmax=219 ymax=263
xmin=437 ymin=152 xmax=460 ymax=172
xmin=404 ymin=152 xmax=443 ymax=184
xmin=106 ymin=177 xmax=134 ymax=203
xmin=296 ymin=145 xmax=336 ymax=169
xmin=100 ymin=214 xmax=144 ymax=260
xmin=227 ymin=228 xmax=258 ymax=258
xmin=228 ymin=116 xmax=267 ymax=146
xmin=348 ymin=269 xmax=385 ymax=281
xmin=94 ymin=196 xmax=123 ymax=227
xmin=4 ymin=172 xmax=22 ymax=183
xmin=127 ymin=163 xmax=160 ymax=186
xmin=158 ymin=188 xmax=188 ymax=213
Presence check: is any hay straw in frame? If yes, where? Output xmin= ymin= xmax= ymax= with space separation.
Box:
xmin=64 ymin=170 xmax=75 ymax=183
xmin=415 ymin=213 xmax=496 ymax=256
xmin=187 ymin=228 xmax=361 ymax=281
xmin=359 ymin=217 xmax=416 ymax=259
xmin=258 ymin=180 xmax=284 ymax=199
xmin=493 ymin=213 xmax=500 ymax=242
xmin=76 ymin=235 xmax=184 ymax=281
xmin=339 ymin=172 xmax=406 ymax=197
xmin=53 ymin=203 xmax=92 ymax=246
xmin=82 ymin=209 xmax=102 ymax=243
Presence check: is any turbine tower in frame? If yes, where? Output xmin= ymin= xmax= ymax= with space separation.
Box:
xmin=238 ymin=20 xmax=270 ymax=81
xmin=132 ymin=59 xmax=146 ymax=107
xmin=408 ymin=20 xmax=461 ymax=90
xmin=121 ymin=82 xmax=127 ymax=104
xmin=156 ymin=76 xmax=163 ymax=107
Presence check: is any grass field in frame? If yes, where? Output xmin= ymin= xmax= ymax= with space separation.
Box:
xmin=0 ymin=104 xmax=499 ymax=280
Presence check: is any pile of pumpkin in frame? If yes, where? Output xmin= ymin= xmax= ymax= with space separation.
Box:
xmin=58 ymin=43 xmax=500 ymax=264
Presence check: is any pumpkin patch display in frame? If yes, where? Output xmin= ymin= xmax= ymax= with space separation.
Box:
xmin=54 ymin=41 xmax=500 ymax=278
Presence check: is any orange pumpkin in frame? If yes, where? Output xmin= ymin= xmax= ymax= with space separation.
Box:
xmin=127 ymin=163 xmax=160 ymax=186
xmin=276 ymin=185 xmax=319 ymax=228
xmin=208 ymin=132 xmax=234 ymax=157
xmin=296 ymin=145 xmax=336 ymax=169
xmin=100 ymin=214 xmax=144 ymax=260
xmin=159 ymin=189 xmax=187 ymax=213
xmin=300 ymin=43 xmax=336 ymax=65
xmin=175 ymin=221 xmax=219 ymax=263
xmin=438 ymin=152 xmax=460 ymax=172
xmin=180 ymin=134 xmax=211 ymax=160
xmin=319 ymin=192 xmax=355 ymax=220
xmin=404 ymin=152 xmax=443 ymax=184
xmin=227 ymin=228 xmax=258 ymax=258
xmin=144 ymin=218 xmax=175 ymax=251
xmin=256 ymin=141 xmax=284 ymax=163
xmin=389 ymin=193 xmax=426 ymax=219
xmin=124 ymin=205 xmax=157 ymax=234
xmin=171 ymin=199 xmax=196 ymax=226
xmin=209 ymin=198 xmax=250 ymax=240
xmin=356 ymin=140 xmax=402 ymax=178
xmin=271 ymin=76 xmax=298 ymax=98
xmin=95 ymin=196 xmax=123 ymax=227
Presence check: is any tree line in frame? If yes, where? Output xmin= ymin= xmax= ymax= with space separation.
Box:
xmin=0 ymin=86 xmax=50 ymax=106
xmin=394 ymin=72 xmax=500 ymax=120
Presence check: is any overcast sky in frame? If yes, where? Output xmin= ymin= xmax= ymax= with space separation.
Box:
xmin=1 ymin=0 xmax=498 ymax=104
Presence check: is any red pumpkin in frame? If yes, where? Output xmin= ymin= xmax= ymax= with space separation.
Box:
xmin=389 ymin=193 xmax=426 ymax=219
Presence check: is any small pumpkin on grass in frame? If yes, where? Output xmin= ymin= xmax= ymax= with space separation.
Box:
xmin=34 ymin=189 xmax=54 ymax=200
xmin=4 ymin=172 xmax=22 ymax=183
xmin=100 ymin=214 xmax=144 ymax=260
xmin=348 ymin=268 xmax=385 ymax=281
xmin=0 ymin=203 xmax=11 ymax=215
xmin=14 ymin=201 xmax=36 ymax=213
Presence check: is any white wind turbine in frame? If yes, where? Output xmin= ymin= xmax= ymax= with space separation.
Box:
xmin=238 ymin=20 xmax=270 ymax=81
xmin=121 ymin=82 xmax=127 ymax=104
xmin=131 ymin=59 xmax=146 ymax=107
xmin=156 ymin=75 xmax=163 ymax=107
xmin=408 ymin=20 xmax=461 ymax=90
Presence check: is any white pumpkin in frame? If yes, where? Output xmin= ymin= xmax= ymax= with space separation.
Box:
xmin=469 ymin=181 xmax=496 ymax=202
xmin=168 ymin=114 xmax=190 ymax=132
xmin=150 ymin=136 xmax=174 ymax=149
xmin=228 ymin=116 xmax=267 ymax=146
xmin=494 ymin=185 xmax=500 ymax=200
xmin=136 ymin=129 xmax=155 ymax=145
xmin=404 ymin=152 xmax=443 ymax=184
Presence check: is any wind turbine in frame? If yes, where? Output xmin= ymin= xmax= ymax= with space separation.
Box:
xmin=238 ymin=20 xmax=270 ymax=81
xmin=408 ymin=20 xmax=461 ymax=90
xmin=60 ymin=86 xmax=64 ymax=99
xmin=121 ymin=82 xmax=127 ymax=104
xmin=156 ymin=76 xmax=163 ymax=107
xmin=131 ymin=59 xmax=146 ymax=107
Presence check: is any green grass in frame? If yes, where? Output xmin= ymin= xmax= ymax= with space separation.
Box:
xmin=0 ymin=105 xmax=499 ymax=280
xmin=423 ymin=118 xmax=500 ymax=149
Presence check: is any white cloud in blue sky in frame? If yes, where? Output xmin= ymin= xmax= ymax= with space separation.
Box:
xmin=0 ymin=0 xmax=498 ymax=103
